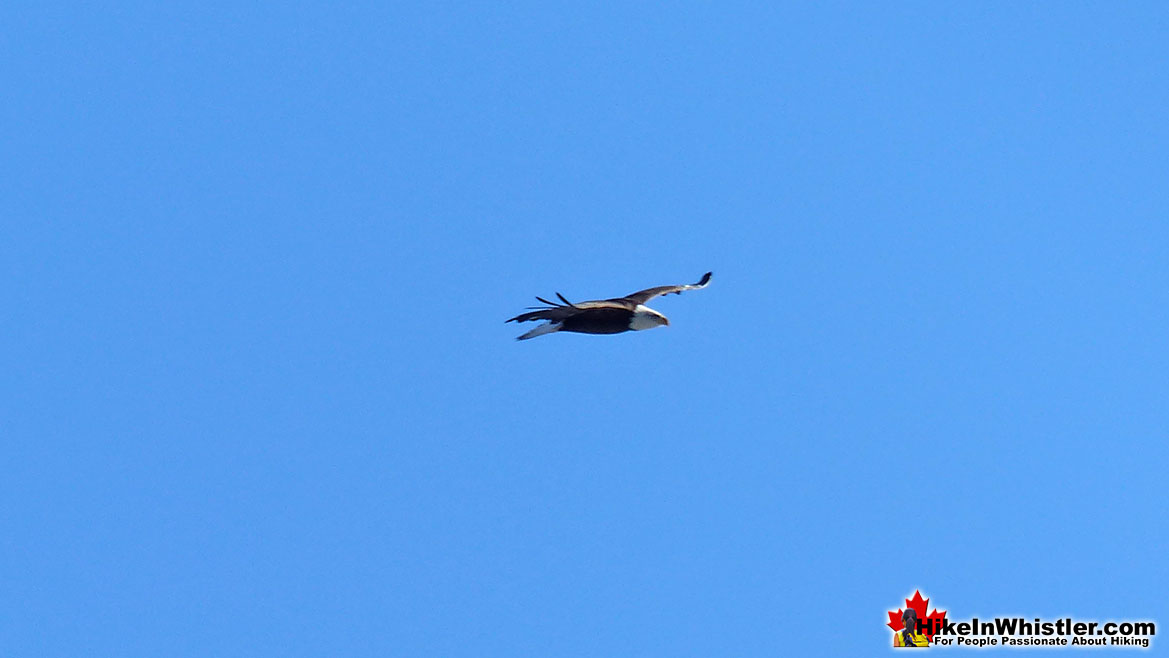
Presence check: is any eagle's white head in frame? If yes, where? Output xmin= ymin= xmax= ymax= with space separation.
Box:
xmin=630 ymin=305 xmax=669 ymax=331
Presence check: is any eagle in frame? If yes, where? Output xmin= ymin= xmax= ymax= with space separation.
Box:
xmin=507 ymin=272 xmax=712 ymax=340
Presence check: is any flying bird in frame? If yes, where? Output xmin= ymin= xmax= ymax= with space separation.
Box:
xmin=507 ymin=272 xmax=712 ymax=340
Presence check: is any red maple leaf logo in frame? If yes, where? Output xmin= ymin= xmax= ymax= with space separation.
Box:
xmin=887 ymin=590 xmax=947 ymax=642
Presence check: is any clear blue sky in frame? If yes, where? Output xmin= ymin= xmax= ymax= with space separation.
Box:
xmin=4 ymin=2 xmax=1167 ymax=655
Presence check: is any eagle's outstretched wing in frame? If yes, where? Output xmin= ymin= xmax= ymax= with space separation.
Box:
xmin=505 ymin=296 xmax=633 ymax=323
xmin=620 ymin=271 xmax=712 ymax=305
xmin=506 ymin=272 xmax=712 ymax=323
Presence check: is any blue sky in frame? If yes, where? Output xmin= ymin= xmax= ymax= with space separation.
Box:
xmin=4 ymin=2 xmax=1167 ymax=655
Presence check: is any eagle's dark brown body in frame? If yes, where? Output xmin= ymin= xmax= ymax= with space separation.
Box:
xmin=560 ymin=308 xmax=635 ymax=334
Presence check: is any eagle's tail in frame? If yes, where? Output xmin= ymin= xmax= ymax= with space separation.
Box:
xmin=516 ymin=322 xmax=562 ymax=340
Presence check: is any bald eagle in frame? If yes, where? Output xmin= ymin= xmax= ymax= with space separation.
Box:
xmin=507 ymin=272 xmax=712 ymax=340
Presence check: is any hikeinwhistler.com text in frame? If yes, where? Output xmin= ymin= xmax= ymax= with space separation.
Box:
xmin=917 ymin=617 xmax=1155 ymax=648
